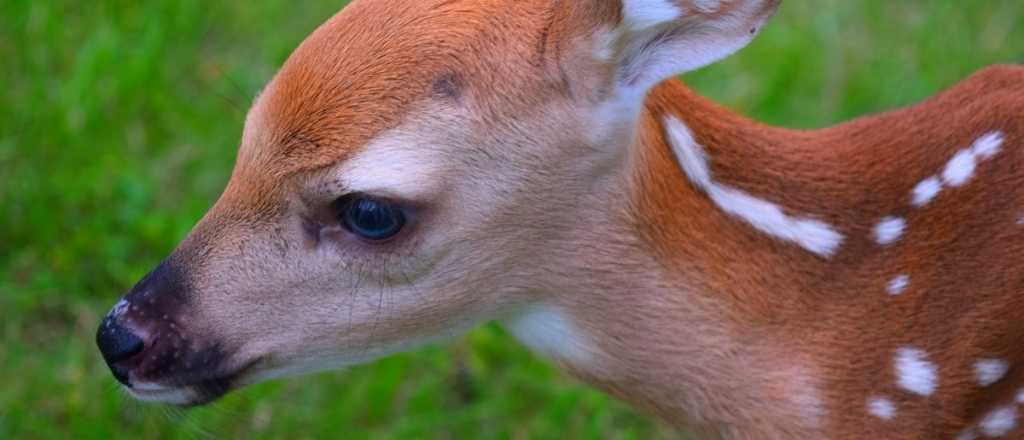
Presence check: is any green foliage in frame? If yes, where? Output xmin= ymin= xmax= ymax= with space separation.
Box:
xmin=1 ymin=0 xmax=1020 ymax=438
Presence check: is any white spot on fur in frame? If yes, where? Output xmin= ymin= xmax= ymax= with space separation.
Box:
xmin=974 ymin=359 xmax=1010 ymax=387
xmin=901 ymin=132 xmax=1008 ymax=214
xmin=980 ymin=406 xmax=1017 ymax=437
xmin=705 ymin=185 xmax=846 ymax=256
xmin=1016 ymin=389 xmax=1024 ymax=404
xmin=504 ymin=306 xmax=594 ymax=366
xmin=874 ymin=217 xmax=906 ymax=246
xmin=911 ymin=176 xmax=942 ymax=207
xmin=666 ymin=116 xmax=713 ymax=187
xmin=943 ymin=149 xmax=978 ymax=187
xmin=706 ymin=186 xmax=844 ymax=257
xmin=895 ymin=347 xmax=938 ymax=396
xmin=664 ymin=116 xmax=844 ymax=257
xmin=972 ymin=132 xmax=1005 ymax=159
xmin=942 ymin=131 xmax=1004 ymax=188
xmin=867 ymin=396 xmax=897 ymax=420
xmin=887 ymin=275 xmax=910 ymax=296
xmin=621 ymin=0 xmax=683 ymax=31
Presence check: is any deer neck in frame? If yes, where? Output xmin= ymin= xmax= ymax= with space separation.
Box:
xmin=629 ymin=79 xmax=845 ymax=323
xmin=505 ymin=79 xmax=837 ymax=438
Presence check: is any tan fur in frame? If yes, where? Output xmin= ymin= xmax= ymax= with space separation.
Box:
xmin=100 ymin=0 xmax=1024 ymax=438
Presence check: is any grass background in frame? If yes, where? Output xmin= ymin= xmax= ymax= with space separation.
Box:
xmin=1 ymin=1 xmax=1021 ymax=438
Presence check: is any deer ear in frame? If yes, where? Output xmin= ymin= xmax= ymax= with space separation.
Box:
xmin=611 ymin=0 xmax=781 ymax=93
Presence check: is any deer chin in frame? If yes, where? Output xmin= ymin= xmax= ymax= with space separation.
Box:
xmin=124 ymin=358 xmax=262 ymax=407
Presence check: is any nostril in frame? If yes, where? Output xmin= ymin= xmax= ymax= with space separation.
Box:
xmin=96 ymin=316 xmax=145 ymax=367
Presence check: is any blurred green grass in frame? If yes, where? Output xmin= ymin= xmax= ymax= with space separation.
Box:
xmin=1 ymin=1 xmax=1021 ymax=438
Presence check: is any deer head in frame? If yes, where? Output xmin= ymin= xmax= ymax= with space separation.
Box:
xmin=96 ymin=0 xmax=780 ymax=411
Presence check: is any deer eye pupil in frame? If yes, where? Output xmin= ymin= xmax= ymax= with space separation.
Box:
xmin=338 ymin=196 xmax=405 ymax=241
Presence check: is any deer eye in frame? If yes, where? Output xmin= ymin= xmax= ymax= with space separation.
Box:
xmin=335 ymin=195 xmax=407 ymax=241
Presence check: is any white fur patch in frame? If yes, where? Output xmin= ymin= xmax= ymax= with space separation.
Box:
xmin=338 ymin=130 xmax=443 ymax=200
xmin=887 ymin=274 xmax=910 ymax=296
xmin=666 ymin=117 xmax=712 ymax=187
xmin=907 ymin=132 xmax=1003 ymax=209
xmin=972 ymin=132 xmax=1005 ymax=159
xmin=974 ymin=359 xmax=1010 ymax=387
xmin=126 ymin=383 xmax=196 ymax=405
xmin=942 ymin=131 xmax=1004 ymax=187
xmin=873 ymin=216 xmax=906 ymax=246
xmin=979 ymin=405 xmax=1017 ymax=437
xmin=867 ymin=396 xmax=897 ymax=420
xmin=894 ymin=347 xmax=938 ymax=396
xmin=621 ymin=0 xmax=683 ymax=31
xmin=943 ymin=149 xmax=978 ymax=187
xmin=911 ymin=176 xmax=942 ymax=207
xmin=1017 ymin=389 xmax=1024 ymax=404
xmin=504 ymin=306 xmax=595 ymax=367
xmin=664 ymin=116 xmax=844 ymax=257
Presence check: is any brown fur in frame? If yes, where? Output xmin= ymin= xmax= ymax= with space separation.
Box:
xmin=630 ymin=67 xmax=1024 ymax=437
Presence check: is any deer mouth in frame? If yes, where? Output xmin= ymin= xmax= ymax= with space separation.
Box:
xmin=124 ymin=358 xmax=262 ymax=407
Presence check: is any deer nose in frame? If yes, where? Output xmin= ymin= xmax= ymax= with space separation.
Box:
xmin=96 ymin=316 xmax=145 ymax=385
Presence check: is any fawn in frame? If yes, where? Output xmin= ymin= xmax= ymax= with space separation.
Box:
xmin=97 ymin=1 xmax=1024 ymax=438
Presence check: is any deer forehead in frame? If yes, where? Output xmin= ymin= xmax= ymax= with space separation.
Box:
xmin=234 ymin=0 xmax=776 ymax=188
xmin=235 ymin=0 xmax=612 ymax=180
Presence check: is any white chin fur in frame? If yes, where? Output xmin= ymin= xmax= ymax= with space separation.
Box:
xmin=125 ymin=383 xmax=196 ymax=405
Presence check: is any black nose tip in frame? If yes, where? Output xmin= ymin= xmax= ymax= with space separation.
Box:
xmin=96 ymin=316 xmax=145 ymax=384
